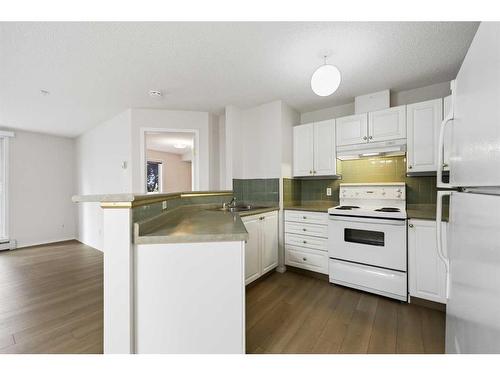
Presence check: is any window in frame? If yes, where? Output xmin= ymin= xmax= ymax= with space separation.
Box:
xmin=146 ymin=161 xmax=162 ymax=193
xmin=0 ymin=131 xmax=14 ymax=241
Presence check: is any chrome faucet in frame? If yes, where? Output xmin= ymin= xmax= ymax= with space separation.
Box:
xmin=223 ymin=196 xmax=237 ymax=209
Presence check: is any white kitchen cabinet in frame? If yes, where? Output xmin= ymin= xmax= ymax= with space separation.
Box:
xmin=293 ymin=123 xmax=314 ymax=177
xmin=242 ymin=210 xmax=278 ymax=285
xmin=284 ymin=210 xmax=329 ymax=275
xmin=243 ymin=216 xmax=261 ymax=284
xmin=408 ymin=219 xmax=447 ymax=304
xmin=406 ymin=99 xmax=443 ymax=173
xmin=443 ymin=95 xmax=452 ymax=170
xmin=293 ymin=120 xmax=336 ymax=177
xmin=336 ymin=113 xmax=368 ymax=146
xmin=261 ymin=211 xmax=279 ymax=274
xmin=368 ymin=105 xmax=406 ymax=142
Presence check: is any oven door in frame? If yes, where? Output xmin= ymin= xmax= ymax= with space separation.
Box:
xmin=328 ymin=215 xmax=407 ymax=271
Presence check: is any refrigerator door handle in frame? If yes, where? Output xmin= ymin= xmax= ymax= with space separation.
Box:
xmin=437 ymin=115 xmax=454 ymax=189
xmin=436 ymin=190 xmax=451 ymax=299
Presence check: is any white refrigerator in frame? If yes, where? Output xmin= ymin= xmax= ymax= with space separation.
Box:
xmin=436 ymin=22 xmax=500 ymax=354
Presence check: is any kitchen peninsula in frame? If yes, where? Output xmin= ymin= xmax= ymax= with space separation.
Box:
xmin=72 ymin=191 xmax=274 ymax=354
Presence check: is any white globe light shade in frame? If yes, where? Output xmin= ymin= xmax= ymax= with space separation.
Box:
xmin=311 ymin=64 xmax=341 ymax=96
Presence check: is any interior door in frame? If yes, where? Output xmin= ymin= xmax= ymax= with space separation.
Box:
xmin=406 ymin=99 xmax=443 ymax=173
xmin=313 ymin=119 xmax=336 ymax=176
xmin=368 ymin=105 xmax=406 ymax=142
xmin=335 ymin=113 xmax=368 ymax=146
xmin=242 ymin=216 xmax=261 ymax=285
xmin=446 ymin=191 xmax=500 ymax=353
xmin=261 ymin=212 xmax=278 ymax=274
xmin=293 ymin=123 xmax=314 ymax=177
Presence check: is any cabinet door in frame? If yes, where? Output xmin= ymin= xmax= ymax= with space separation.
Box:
xmin=261 ymin=212 xmax=278 ymax=274
xmin=408 ymin=219 xmax=447 ymax=303
xmin=293 ymin=123 xmax=314 ymax=177
xmin=313 ymin=119 xmax=336 ymax=176
xmin=443 ymin=95 xmax=452 ymax=170
xmin=368 ymin=105 xmax=406 ymax=142
xmin=406 ymin=99 xmax=443 ymax=173
xmin=335 ymin=113 xmax=368 ymax=146
xmin=242 ymin=216 xmax=261 ymax=285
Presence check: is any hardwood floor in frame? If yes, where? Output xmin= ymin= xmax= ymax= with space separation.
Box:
xmin=0 ymin=241 xmax=103 ymax=354
xmin=0 ymin=241 xmax=445 ymax=354
xmin=246 ymin=271 xmax=445 ymax=354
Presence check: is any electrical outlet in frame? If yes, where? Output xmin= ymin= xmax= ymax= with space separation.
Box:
xmin=162 ymin=201 xmax=168 ymax=210
xmin=326 ymin=187 xmax=332 ymax=196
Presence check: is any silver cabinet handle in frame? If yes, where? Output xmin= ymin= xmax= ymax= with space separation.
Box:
xmin=409 ymin=224 xmax=414 ymax=228
xmin=302 ymin=228 xmax=307 ymax=231
xmin=302 ymin=257 xmax=307 ymax=261
xmin=362 ymin=136 xmax=368 ymax=140
xmin=408 ymin=165 xmax=413 ymax=169
xmin=369 ymin=135 xmax=373 ymax=140
xmin=303 ymin=240 xmax=307 ymax=244
xmin=309 ymin=170 xmax=312 ymax=174
xmin=303 ymin=216 xmax=307 ymax=219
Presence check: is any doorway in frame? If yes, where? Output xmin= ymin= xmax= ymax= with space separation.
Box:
xmin=143 ymin=130 xmax=197 ymax=194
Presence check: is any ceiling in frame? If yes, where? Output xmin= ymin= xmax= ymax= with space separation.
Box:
xmin=0 ymin=22 xmax=479 ymax=137
xmin=146 ymin=131 xmax=194 ymax=155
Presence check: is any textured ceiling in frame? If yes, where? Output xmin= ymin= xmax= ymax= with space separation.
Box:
xmin=0 ymin=22 xmax=479 ymax=137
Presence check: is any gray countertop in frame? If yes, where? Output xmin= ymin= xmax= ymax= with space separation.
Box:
xmin=134 ymin=205 xmax=279 ymax=245
xmin=284 ymin=202 xmax=448 ymax=221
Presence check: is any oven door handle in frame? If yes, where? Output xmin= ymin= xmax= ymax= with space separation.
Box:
xmin=328 ymin=215 xmax=406 ymax=226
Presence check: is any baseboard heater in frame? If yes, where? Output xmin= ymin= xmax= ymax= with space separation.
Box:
xmin=0 ymin=240 xmax=17 ymax=251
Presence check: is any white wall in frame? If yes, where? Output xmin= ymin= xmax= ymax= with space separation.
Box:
xmin=208 ymin=113 xmax=220 ymax=191
xmin=8 ymin=130 xmax=77 ymax=248
xmin=224 ymin=100 xmax=298 ymax=181
xmin=300 ymin=81 xmax=452 ymax=123
xmin=75 ymin=110 xmax=132 ymax=251
xmin=130 ymin=109 xmax=212 ymax=193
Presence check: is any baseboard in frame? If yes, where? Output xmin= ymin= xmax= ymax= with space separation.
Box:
xmin=15 ymin=238 xmax=79 ymax=250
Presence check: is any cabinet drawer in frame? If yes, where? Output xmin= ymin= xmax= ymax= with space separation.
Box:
xmin=285 ymin=221 xmax=328 ymax=238
xmin=285 ymin=245 xmax=328 ymax=275
xmin=285 ymin=233 xmax=327 ymax=251
xmin=284 ymin=210 xmax=328 ymax=225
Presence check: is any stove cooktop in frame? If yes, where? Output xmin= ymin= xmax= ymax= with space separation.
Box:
xmin=329 ymin=205 xmax=406 ymax=219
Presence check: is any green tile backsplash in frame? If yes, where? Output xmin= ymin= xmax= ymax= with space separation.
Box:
xmin=233 ymin=178 xmax=280 ymax=206
xmin=284 ymin=156 xmax=438 ymax=206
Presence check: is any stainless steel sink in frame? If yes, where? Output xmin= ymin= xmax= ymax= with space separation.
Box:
xmin=212 ymin=205 xmax=264 ymax=213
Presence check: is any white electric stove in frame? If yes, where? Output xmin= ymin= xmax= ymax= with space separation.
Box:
xmin=327 ymin=183 xmax=408 ymax=301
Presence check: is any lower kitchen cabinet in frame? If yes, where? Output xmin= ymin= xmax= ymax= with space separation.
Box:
xmin=242 ymin=211 xmax=278 ymax=285
xmin=408 ymin=219 xmax=448 ymax=304
xmin=284 ymin=210 xmax=329 ymax=275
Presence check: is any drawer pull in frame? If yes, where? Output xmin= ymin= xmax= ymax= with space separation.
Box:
xmin=303 ymin=216 xmax=307 ymax=219
xmin=302 ymin=228 xmax=307 ymax=231
xmin=303 ymin=240 xmax=307 ymax=244
xmin=302 ymin=257 xmax=307 ymax=261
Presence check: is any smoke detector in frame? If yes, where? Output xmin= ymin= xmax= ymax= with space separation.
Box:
xmin=149 ymin=90 xmax=163 ymax=98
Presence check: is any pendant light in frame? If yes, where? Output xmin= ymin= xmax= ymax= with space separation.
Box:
xmin=311 ymin=56 xmax=341 ymax=97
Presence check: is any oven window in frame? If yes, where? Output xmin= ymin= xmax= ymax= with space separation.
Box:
xmin=344 ymin=228 xmax=385 ymax=247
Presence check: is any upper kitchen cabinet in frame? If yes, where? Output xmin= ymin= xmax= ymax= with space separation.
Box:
xmin=293 ymin=123 xmax=314 ymax=176
xmin=368 ymin=105 xmax=406 ymax=142
xmin=293 ymin=120 xmax=336 ymax=177
xmin=406 ymin=98 xmax=443 ymax=173
xmin=336 ymin=113 xmax=368 ymax=146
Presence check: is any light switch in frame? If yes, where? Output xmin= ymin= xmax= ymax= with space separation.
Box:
xmin=326 ymin=187 xmax=332 ymax=196
xmin=162 ymin=201 xmax=168 ymax=210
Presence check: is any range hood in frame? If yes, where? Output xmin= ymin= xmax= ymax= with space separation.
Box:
xmin=337 ymin=139 xmax=406 ymax=160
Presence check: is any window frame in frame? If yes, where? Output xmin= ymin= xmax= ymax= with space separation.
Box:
xmin=0 ymin=131 xmax=14 ymax=241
